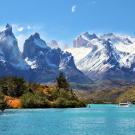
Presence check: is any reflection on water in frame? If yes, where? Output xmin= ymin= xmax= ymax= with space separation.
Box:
xmin=0 ymin=106 xmax=135 ymax=135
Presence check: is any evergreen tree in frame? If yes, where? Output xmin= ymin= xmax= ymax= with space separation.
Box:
xmin=0 ymin=75 xmax=26 ymax=97
xmin=56 ymin=72 xmax=70 ymax=92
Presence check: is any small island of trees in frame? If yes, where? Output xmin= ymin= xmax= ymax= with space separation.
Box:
xmin=0 ymin=72 xmax=86 ymax=111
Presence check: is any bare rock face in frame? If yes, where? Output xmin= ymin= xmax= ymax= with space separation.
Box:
xmin=0 ymin=24 xmax=29 ymax=70
xmin=73 ymin=32 xmax=99 ymax=48
xmin=63 ymin=44 xmax=69 ymax=50
xmin=22 ymin=33 xmax=50 ymax=59
xmin=0 ymin=24 xmax=19 ymax=61
xmin=73 ymin=34 xmax=88 ymax=48
xmin=47 ymin=40 xmax=59 ymax=49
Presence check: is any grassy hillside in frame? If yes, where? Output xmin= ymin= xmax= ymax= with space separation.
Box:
xmin=71 ymin=79 xmax=135 ymax=91
xmin=116 ymin=86 xmax=135 ymax=103
xmin=74 ymin=85 xmax=134 ymax=104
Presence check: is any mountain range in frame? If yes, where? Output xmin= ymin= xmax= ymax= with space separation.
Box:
xmin=65 ymin=32 xmax=135 ymax=82
xmin=0 ymin=24 xmax=92 ymax=84
xmin=1 ymin=23 xmax=135 ymax=85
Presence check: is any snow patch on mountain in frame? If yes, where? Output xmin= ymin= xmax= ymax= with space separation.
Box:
xmin=65 ymin=32 xmax=135 ymax=82
xmin=64 ymin=47 xmax=92 ymax=64
xmin=25 ymin=57 xmax=37 ymax=69
xmin=32 ymin=39 xmax=48 ymax=48
xmin=29 ymin=33 xmax=50 ymax=49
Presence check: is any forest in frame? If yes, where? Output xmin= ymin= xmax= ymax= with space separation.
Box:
xmin=0 ymin=72 xmax=86 ymax=111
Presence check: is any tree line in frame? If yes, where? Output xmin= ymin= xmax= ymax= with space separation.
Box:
xmin=0 ymin=72 xmax=86 ymax=111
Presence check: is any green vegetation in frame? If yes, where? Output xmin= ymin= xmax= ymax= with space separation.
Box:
xmin=0 ymin=75 xmax=26 ymax=97
xmin=0 ymin=91 xmax=11 ymax=111
xmin=83 ymin=98 xmax=104 ymax=104
xmin=74 ymin=85 xmax=134 ymax=104
xmin=0 ymin=73 xmax=86 ymax=110
xmin=116 ymin=86 xmax=135 ymax=103
xmin=1 ymin=73 xmax=135 ymax=108
xmin=71 ymin=79 xmax=135 ymax=91
xmin=0 ymin=92 xmax=7 ymax=111
xmin=52 ymin=89 xmax=85 ymax=108
xmin=20 ymin=91 xmax=51 ymax=108
xmin=56 ymin=72 xmax=70 ymax=92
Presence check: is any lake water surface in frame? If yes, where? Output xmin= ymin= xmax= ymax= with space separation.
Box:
xmin=0 ymin=104 xmax=135 ymax=135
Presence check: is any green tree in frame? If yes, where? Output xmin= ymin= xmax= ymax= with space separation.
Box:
xmin=0 ymin=75 xmax=9 ymax=95
xmin=28 ymin=79 xmax=33 ymax=87
xmin=56 ymin=72 xmax=70 ymax=93
xmin=52 ymin=97 xmax=67 ymax=108
xmin=32 ymin=82 xmax=39 ymax=91
xmin=7 ymin=76 xmax=26 ymax=97
xmin=0 ymin=75 xmax=26 ymax=97
xmin=20 ymin=92 xmax=51 ymax=108
xmin=0 ymin=93 xmax=11 ymax=112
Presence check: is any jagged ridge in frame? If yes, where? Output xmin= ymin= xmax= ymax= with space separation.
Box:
xmin=0 ymin=24 xmax=93 ymax=84
xmin=65 ymin=32 xmax=135 ymax=82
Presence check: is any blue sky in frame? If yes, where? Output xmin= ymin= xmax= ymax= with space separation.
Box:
xmin=0 ymin=0 xmax=135 ymax=52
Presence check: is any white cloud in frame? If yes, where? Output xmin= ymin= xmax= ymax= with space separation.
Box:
xmin=27 ymin=26 xmax=31 ymax=29
xmin=17 ymin=27 xmax=23 ymax=32
xmin=72 ymin=5 xmax=77 ymax=12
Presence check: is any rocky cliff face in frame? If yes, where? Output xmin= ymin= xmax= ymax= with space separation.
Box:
xmin=73 ymin=32 xmax=99 ymax=48
xmin=0 ymin=24 xmax=30 ymax=70
xmin=73 ymin=34 xmax=88 ymax=48
xmin=22 ymin=33 xmax=50 ymax=59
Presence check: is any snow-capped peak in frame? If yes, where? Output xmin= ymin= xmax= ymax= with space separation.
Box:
xmin=83 ymin=32 xmax=98 ymax=40
xmin=0 ymin=23 xmax=16 ymax=39
xmin=73 ymin=32 xmax=101 ymax=48
xmin=26 ymin=33 xmax=50 ymax=49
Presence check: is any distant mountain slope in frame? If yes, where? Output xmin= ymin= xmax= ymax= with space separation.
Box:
xmin=74 ymin=85 xmax=134 ymax=103
xmin=116 ymin=86 xmax=135 ymax=103
xmin=73 ymin=79 xmax=135 ymax=103
xmin=71 ymin=79 xmax=135 ymax=91
xmin=65 ymin=32 xmax=135 ymax=82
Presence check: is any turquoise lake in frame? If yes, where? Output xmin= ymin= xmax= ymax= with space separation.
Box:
xmin=0 ymin=104 xmax=135 ymax=135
